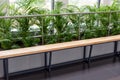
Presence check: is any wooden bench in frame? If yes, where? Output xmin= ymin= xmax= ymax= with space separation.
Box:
xmin=0 ymin=34 xmax=120 ymax=80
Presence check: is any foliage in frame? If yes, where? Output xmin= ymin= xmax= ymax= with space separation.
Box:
xmin=22 ymin=37 xmax=40 ymax=47
xmin=11 ymin=44 xmax=21 ymax=49
xmin=0 ymin=39 xmax=13 ymax=50
xmin=0 ymin=0 xmax=119 ymax=50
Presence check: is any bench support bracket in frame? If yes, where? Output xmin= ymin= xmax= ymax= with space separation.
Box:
xmin=88 ymin=45 xmax=93 ymax=68
xmin=83 ymin=45 xmax=93 ymax=68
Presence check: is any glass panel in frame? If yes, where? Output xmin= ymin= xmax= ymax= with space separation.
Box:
xmin=68 ymin=0 xmax=98 ymax=7
xmin=9 ymin=0 xmax=52 ymax=10
xmin=101 ymin=0 xmax=114 ymax=6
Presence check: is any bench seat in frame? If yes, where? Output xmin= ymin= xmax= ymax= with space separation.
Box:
xmin=0 ymin=34 xmax=120 ymax=59
xmin=1 ymin=34 xmax=120 ymax=80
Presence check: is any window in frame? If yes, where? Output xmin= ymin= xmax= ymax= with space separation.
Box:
xmin=68 ymin=0 xmax=98 ymax=7
xmin=9 ymin=0 xmax=16 ymax=3
xmin=0 ymin=0 xmax=9 ymax=15
xmin=101 ymin=0 xmax=113 ymax=5
xmin=9 ymin=0 xmax=116 ymax=11
xmin=9 ymin=0 xmax=52 ymax=10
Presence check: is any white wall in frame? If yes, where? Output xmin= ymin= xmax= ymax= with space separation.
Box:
xmin=0 ymin=41 xmax=120 ymax=77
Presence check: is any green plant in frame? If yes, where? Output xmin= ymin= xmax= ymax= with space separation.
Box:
xmin=22 ymin=37 xmax=40 ymax=47
xmin=11 ymin=44 xmax=21 ymax=49
xmin=10 ymin=0 xmax=45 ymax=15
xmin=0 ymin=0 xmax=119 ymax=50
xmin=0 ymin=39 xmax=13 ymax=50
xmin=0 ymin=18 xmax=13 ymax=41
xmin=51 ymin=1 xmax=76 ymax=42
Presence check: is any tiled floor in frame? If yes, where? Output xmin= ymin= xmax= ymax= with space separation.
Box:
xmin=1 ymin=58 xmax=120 ymax=80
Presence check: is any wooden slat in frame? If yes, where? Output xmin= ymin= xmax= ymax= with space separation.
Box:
xmin=0 ymin=35 xmax=120 ymax=59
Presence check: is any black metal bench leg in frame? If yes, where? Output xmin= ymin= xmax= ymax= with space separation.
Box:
xmin=48 ymin=52 xmax=52 ymax=72
xmin=87 ymin=45 xmax=93 ymax=68
xmin=44 ymin=52 xmax=48 ymax=70
xmin=113 ymin=41 xmax=118 ymax=62
xmin=118 ymin=52 xmax=120 ymax=61
xmin=83 ymin=46 xmax=86 ymax=69
xmin=83 ymin=46 xmax=86 ymax=61
xmin=3 ymin=59 xmax=9 ymax=80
